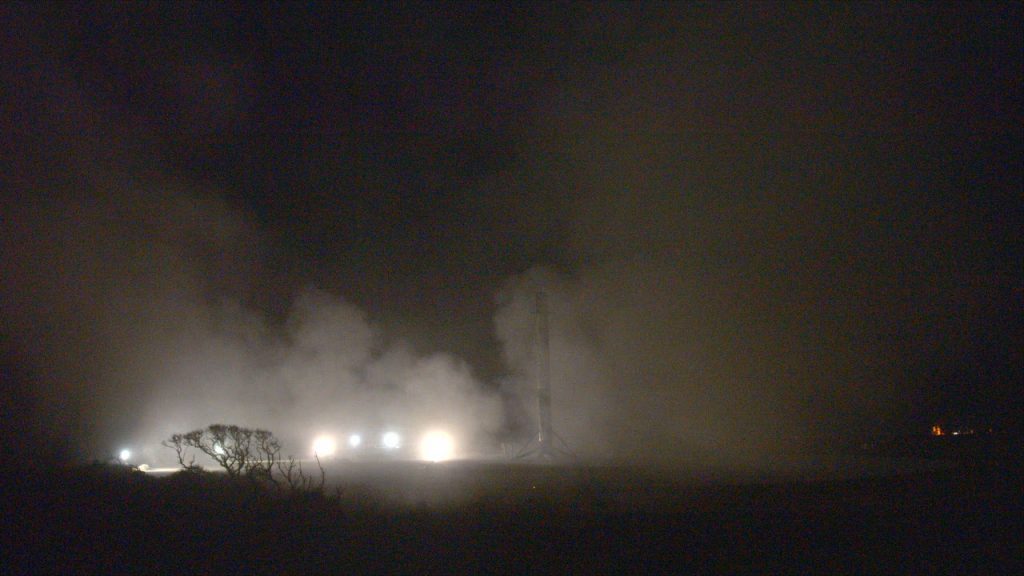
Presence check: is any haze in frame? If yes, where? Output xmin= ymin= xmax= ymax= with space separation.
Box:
xmin=1 ymin=3 xmax=1019 ymax=468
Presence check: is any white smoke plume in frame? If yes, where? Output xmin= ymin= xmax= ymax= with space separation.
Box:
xmin=1 ymin=164 xmax=501 ymax=464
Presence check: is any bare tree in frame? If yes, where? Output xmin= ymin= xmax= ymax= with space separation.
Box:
xmin=248 ymin=428 xmax=281 ymax=487
xmin=161 ymin=433 xmax=201 ymax=472
xmin=276 ymin=453 xmax=326 ymax=493
xmin=163 ymin=424 xmax=326 ymax=496
xmin=165 ymin=425 xmax=280 ymax=479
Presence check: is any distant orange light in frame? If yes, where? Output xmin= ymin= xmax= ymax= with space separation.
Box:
xmin=931 ymin=425 xmax=944 ymax=437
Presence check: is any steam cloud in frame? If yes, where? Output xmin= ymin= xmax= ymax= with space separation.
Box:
xmin=1 ymin=168 xmax=501 ymax=464
xmin=495 ymin=265 xmax=815 ymax=466
xmin=3 ymin=4 xmax=1017 ymax=468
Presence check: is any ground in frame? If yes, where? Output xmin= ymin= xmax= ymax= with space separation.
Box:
xmin=3 ymin=444 xmax=1020 ymax=574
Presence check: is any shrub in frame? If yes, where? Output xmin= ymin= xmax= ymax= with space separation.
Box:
xmin=163 ymin=425 xmax=324 ymax=494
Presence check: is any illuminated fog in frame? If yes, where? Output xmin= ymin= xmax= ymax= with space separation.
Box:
xmin=2 ymin=3 xmax=1017 ymax=469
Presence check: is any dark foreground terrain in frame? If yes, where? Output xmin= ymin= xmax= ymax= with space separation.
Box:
xmin=3 ymin=448 xmax=1020 ymax=574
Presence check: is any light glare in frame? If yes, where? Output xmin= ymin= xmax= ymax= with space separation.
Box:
xmin=418 ymin=430 xmax=455 ymax=462
xmin=348 ymin=434 xmax=362 ymax=448
xmin=119 ymin=449 xmax=131 ymax=462
xmin=312 ymin=435 xmax=337 ymax=457
xmin=382 ymin=431 xmax=401 ymax=450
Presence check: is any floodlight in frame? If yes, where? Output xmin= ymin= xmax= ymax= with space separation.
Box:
xmin=312 ymin=435 xmax=337 ymax=457
xmin=119 ymin=449 xmax=131 ymax=462
xmin=418 ymin=430 xmax=455 ymax=462
xmin=348 ymin=433 xmax=362 ymax=448
xmin=382 ymin=431 xmax=401 ymax=450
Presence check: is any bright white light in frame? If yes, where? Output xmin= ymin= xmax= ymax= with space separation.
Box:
xmin=214 ymin=443 xmax=226 ymax=456
xmin=312 ymin=435 xmax=337 ymax=457
xmin=119 ymin=449 xmax=131 ymax=462
xmin=382 ymin=431 xmax=401 ymax=450
xmin=348 ymin=434 xmax=362 ymax=448
xmin=418 ymin=430 xmax=455 ymax=462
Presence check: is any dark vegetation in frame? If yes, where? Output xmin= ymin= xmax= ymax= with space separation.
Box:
xmin=163 ymin=424 xmax=326 ymax=493
xmin=3 ymin=437 xmax=1020 ymax=574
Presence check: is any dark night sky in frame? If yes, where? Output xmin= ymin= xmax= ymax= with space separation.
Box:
xmin=2 ymin=2 xmax=1020 ymax=462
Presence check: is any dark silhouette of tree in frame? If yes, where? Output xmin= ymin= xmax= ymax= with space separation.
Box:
xmin=162 ymin=433 xmax=201 ymax=472
xmin=163 ymin=424 xmax=324 ymax=494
